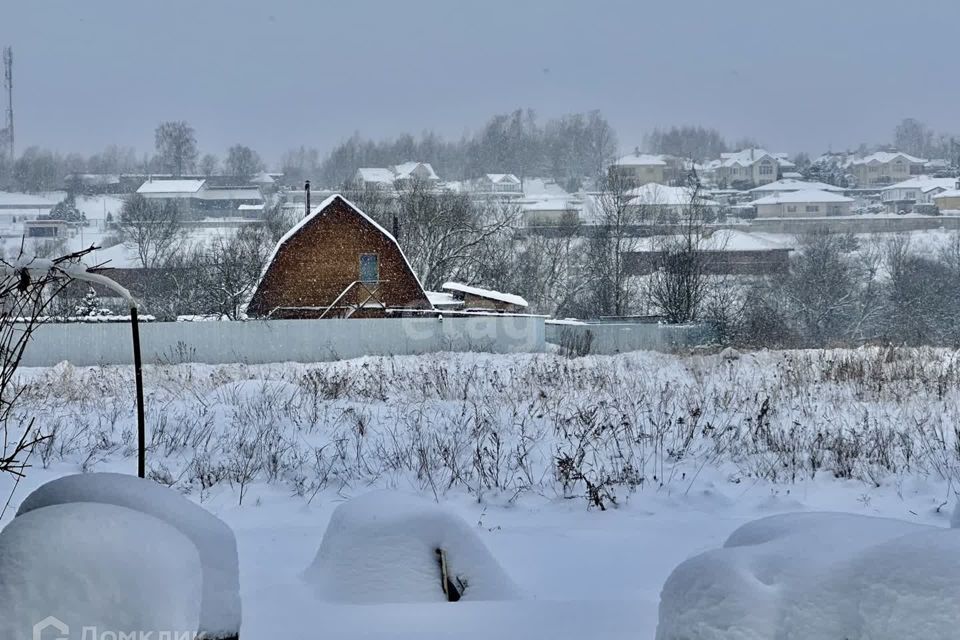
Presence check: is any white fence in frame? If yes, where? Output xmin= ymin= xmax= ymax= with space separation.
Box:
xmin=545 ymin=321 xmax=712 ymax=355
xmin=20 ymin=316 xmax=546 ymax=367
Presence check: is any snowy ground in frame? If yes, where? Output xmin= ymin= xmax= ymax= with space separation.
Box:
xmin=2 ymin=348 xmax=959 ymax=638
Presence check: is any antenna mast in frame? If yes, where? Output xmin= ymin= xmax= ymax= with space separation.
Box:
xmin=2 ymin=47 xmax=12 ymax=165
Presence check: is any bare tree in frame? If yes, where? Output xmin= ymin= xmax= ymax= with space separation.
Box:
xmin=118 ymin=194 xmax=185 ymax=268
xmin=391 ymin=180 xmax=518 ymax=289
xmin=585 ymin=170 xmax=645 ymax=317
xmin=199 ymin=153 xmax=220 ymax=177
xmin=224 ymin=145 xmax=265 ymax=181
xmin=188 ymin=227 xmax=273 ymax=319
xmin=154 ymin=121 xmax=198 ymax=177
xmin=645 ymin=175 xmax=715 ymax=323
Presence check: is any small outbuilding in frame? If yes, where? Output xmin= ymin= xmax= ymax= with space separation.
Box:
xmin=247 ymin=194 xmax=432 ymax=319
xmin=441 ymin=282 xmax=528 ymax=313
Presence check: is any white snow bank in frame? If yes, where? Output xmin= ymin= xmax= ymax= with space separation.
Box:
xmin=657 ymin=512 xmax=946 ymax=640
xmin=17 ymin=473 xmax=240 ymax=638
xmin=303 ymin=491 xmax=519 ymax=603
xmin=0 ymin=502 xmax=201 ymax=639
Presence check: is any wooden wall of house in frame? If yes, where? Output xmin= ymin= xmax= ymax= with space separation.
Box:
xmin=248 ymin=197 xmax=430 ymax=318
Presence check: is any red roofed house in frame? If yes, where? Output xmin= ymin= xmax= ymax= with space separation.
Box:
xmin=247 ymin=195 xmax=432 ymax=319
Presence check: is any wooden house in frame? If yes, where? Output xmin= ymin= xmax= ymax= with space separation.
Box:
xmin=247 ymin=195 xmax=432 ymax=319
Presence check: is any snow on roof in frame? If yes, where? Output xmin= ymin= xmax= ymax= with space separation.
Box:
xmin=393 ymin=161 xmax=439 ymax=181
xmin=522 ymin=178 xmax=569 ymax=199
xmin=250 ymin=171 xmax=275 ymax=184
xmin=848 ymin=151 xmax=927 ymax=166
xmin=238 ymin=203 xmax=265 ymax=210
xmin=625 ymin=183 xmax=720 ymax=207
xmin=934 ymin=189 xmax=960 ymax=199
xmin=356 ymin=168 xmax=396 ymax=184
xmin=720 ymin=149 xmax=778 ymax=167
xmin=485 ymin=173 xmax=521 ymax=184
xmin=254 ymin=194 xmax=428 ymax=305
xmin=442 ymin=282 xmax=529 ymax=308
xmin=880 ymin=176 xmax=958 ymax=192
xmin=136 ymin=179 xmax=206 ymax=194
xmin=0 ymin=191 xmax=59 ymax=207
xmin=425 ymin=291 xmax=464 ymax=307
xmin=750 ymin=179 xmax=846 ymax=193
xmin=613 ymin=153 xmax=667 ymax=167
xmin=750 ymin=189 xmax=854 ymax=205
xmin=709 ymin=229 xmax=794 ymax=251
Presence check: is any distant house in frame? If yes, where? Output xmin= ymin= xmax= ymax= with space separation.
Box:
xmin=750 ymin=189 xmax=854 ymax=218
xmin=623 ymin=183 xmax=721 ymax=218
xmin=521 ymin=198 xmax=581 ymax=226
xmin=441 ymin=282 xmax=528 ymax=313
xmin=609 ymin=152 xmax=667 ymax=186
xmin=64 ymin=173 xmax=123 ymax=195
xmin=880 ymin=176 xmax=958 ymax=211
xmin=135 ymin=179 xmax=264 ymax=216
xmin=715 ymin=149 xmax=793 ymax=188
xmin=0 ymin=191 xmax=59 ymax=227
xmin=246 ymin=195 xmax=431 ymax=319
xmin=749 ymin=178 xmax=846 ymax=198
xmin=475 ymin=173 xmax=523 ymax=195
xmin=846 ymin=152 xmax=926 ymax=186
xmin=352 ymin=162 xmax=441 ymax=191
xmin=933 ymin=188 xmax=960 ymax=212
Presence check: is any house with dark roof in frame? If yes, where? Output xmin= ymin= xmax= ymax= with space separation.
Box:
xmin=246 ymin=195 xmax=432 ymax=319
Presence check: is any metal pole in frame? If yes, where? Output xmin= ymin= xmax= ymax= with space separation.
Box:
xmin=304 ymin=180 xmax=311 ymax=216
xmin=130 ymin=305 xmax=146 ymax=478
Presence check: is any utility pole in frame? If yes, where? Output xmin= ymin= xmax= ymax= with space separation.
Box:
xmin=2 ymin=47 xmax=12 ymax=166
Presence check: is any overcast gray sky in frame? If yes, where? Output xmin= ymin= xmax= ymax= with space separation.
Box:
xmin=2 ymin=0 xmax=957 ymax=164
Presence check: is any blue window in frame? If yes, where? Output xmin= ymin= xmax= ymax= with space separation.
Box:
xmin=359 ymin=253 xmax=379 ymax=283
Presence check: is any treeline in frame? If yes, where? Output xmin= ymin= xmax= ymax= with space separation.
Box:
xmin=315 ymin=109 xmax=618 ymax=188
xmin=0 ymin=122 xmax=266 ymax=192
xmin=712 ymin=231 xmax=960 ymax=348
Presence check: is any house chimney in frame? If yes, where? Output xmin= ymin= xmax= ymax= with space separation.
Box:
xmin=304 ymin=180 xmax=311 ymax=217
xmin=392 ymin=214 xmax=401 ymax=241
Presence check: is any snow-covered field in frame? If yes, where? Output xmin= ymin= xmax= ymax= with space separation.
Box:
xmin=3 ymin=348 xmax=960 ymax=638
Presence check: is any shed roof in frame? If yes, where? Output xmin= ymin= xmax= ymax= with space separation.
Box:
xmin=442 ymin=282 xmax=528 ymax=308
xmin=136 ymin=179 xmax=206 ymax=194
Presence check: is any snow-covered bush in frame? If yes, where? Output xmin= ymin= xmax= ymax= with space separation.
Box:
xmin=656 ymin=512 xmax=958 ymax=640
xmin=303 ymin=491 xmax=518 ymax=603
xmin=0 ymin=502 xmax=201 ymax=639
xmin=17 ymin=472 xmax=240 ymax=639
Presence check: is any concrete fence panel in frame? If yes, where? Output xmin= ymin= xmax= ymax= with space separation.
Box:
xmin=20 ymin=316 xmax=546 ymax=367
xmin=545 ymin=322 xmax=712 ymax=355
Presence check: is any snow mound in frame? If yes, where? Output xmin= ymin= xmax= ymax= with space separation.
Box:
xmin=656 ymin=512 xmax=943 ymax=640
xmin=303 ymin=491 xmax=519 ymax=603
xmin=0 ymin=502 xmax=201 ymax=639
xmin=17 ymin=473 xmax=240 ymax=638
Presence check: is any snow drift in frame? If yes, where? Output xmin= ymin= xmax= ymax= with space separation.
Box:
xmin=0 ymin=502 xmax=201 ymax=639
xmin=656 ymin=512 xmax=959 ymax=640
xmin=17 ymin=472 xmax=241 ymax=638
xmin=304 ymin=490 xmax=519 ymax=603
